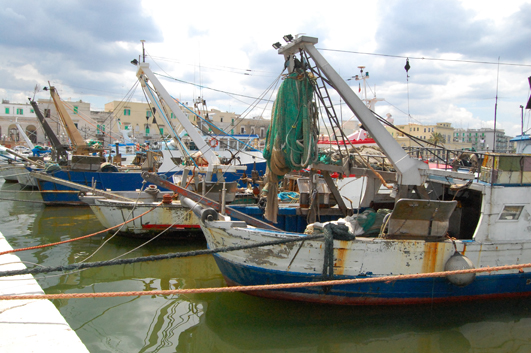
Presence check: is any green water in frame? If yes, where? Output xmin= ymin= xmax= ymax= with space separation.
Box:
xmin=2 ymin=180 xmax=531 ymax=352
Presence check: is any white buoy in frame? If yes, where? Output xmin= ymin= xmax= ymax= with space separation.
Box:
xmin=444 ymin=252 xmax=476 ymax=286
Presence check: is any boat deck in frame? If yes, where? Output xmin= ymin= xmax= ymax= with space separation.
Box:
xmin=0 ymin=232 xmax=89 ymax=352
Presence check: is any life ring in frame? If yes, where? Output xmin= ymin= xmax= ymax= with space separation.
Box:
xmin=209 ymin=138 xmax=219 ymax=148
xmin=135 ymin=143 xmax=140 ymax=151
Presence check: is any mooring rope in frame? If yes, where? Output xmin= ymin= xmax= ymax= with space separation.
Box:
xmin=1 ymin=262 xmax=529 ymax=301
xmin=0 ymin=201 xmax=164 ymax=256
xmin=0 ymin=234 xmax=324 ymax=277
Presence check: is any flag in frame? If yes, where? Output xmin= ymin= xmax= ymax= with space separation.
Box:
xmin=526 ymin=76 xmax=531 ymax=110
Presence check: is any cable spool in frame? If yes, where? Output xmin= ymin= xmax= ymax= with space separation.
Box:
xmin=444 ymin=252 xmax=476 ymax=286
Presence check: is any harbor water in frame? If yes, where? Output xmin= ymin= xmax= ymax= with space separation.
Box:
xmin=1 ymin=179 xmax=531 ymax=352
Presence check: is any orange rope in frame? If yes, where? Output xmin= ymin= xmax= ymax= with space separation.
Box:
xmin=1 ymin=262 xmax=529 ymax=301
xmin=0 ymin=201 xmax=163 ymax=256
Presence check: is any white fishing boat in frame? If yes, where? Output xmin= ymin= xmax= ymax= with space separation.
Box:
xmin=79 ymin=57 xmax=264 ymax=234
xmin=172 ymin=35 xmax=531 ymax=305
xmin=80 ymin=187 xmax=201 ymax=239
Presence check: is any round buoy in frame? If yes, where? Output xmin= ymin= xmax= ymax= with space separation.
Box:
xmin=98 ymin=163 xmax=119 ymax=173
xmin=445 ymin=252 xmax=476 ymax=287
xmin=45 ymin=163 xmax=61 ymax=173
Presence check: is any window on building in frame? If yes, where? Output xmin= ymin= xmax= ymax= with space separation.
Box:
xmin=145 ymin=123 xmax=150 ymax=135
xmin=159 ymin=127 xmax=163 ymax=135
xmin=171 ymin=113 xmax=175 ymax=119
xmin=260 ymin=127 xmax=265 ymax=138
xmin=424 ymin=128 xmax=426 ymax=132
xmin=30 ymin=109 xmax=34 ymax=113
xmin=146 ymin=110 xmax=152 ymax=118
xmin=251 ymin=127 xmax=255 ymax=135
xmin=44 ymin=109 xmax=51 ymax=118
xmin=240 ymin=127 xmax=245 ymax=134
xmin=5 ymin=108 xmax=9 ymax=114
xmin=124 ymin=109 xmax=131 ymax=116
xmin=220 ymin=117 xmax=224 ymax=123
xmin=73 ymin=106 xmax=78 ymax=114
xmin=231 ymin=119 xmax=235 ymax=126
xmin=16 ymin=108 xmax=23 ymax=115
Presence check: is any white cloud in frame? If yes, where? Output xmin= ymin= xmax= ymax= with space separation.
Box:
xmin=1 ymin=0 xmax=530 ymax=138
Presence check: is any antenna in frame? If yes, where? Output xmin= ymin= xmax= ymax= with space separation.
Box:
xmin=140 ymin=40 xmax=146 ymax=63
xmin=493 ymin=57 xmax=500 ymax=152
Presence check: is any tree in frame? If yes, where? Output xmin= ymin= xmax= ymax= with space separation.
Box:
xmin=428 ymin=132 xmax=445 ymax=146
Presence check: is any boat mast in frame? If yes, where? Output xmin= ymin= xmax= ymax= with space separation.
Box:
xmin=278 ymin=36 xmax=428 ymax=186
xmin=29 ymin=99 xmax=69 ymax=163
xmin=49 ymin=86 xmax=90 ymax=155
xmin=135 ymin=63 xmax=220 ymax=167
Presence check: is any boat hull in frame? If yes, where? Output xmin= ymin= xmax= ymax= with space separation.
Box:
xmin=214 ymin=255 xmax=531 ymax=305
xmin=90 ymin=199 xmax=202 ymax=239
xmin=35 ymin=160 xmax=267 ymax=206
xmin=201 ymin=221 xmax=531 ymax=305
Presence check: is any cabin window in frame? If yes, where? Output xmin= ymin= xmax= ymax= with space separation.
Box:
xmin=499 ymin=206 xmax=524 ymax=221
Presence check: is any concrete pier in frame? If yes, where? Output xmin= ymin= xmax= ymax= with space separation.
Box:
xmin=0 ymin=232 xmax=89 ymax=352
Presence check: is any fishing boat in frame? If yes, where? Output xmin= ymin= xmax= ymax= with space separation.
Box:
xmin=169 ymin=35 xmax=531 ymax=305
xmin=30 ymin=79 xmax=265 ymax=205
xmin=78 ymin=58 xmax=266 ymax=233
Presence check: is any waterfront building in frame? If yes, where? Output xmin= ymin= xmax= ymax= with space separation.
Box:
xmin=453 ymin=128 xmax=513 ymax=153
xmin=0 ymin=100 xmax=43 ymax=147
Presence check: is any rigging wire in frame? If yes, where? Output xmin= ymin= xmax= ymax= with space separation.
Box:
xmin=319 ymin=48 xmax=531 ymax=67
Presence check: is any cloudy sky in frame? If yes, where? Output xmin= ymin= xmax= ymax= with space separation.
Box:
xmin=1 ymin=0 xmax=530 ymax=137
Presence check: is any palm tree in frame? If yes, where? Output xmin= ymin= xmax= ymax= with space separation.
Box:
xmin=428 ymin=132 xmax=445 ymax=146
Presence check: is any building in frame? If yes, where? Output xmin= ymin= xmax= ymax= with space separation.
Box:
xmin=0 ymin=100 xmax=43 ymax=147
xmin=103 ymin=101 xmax=271 ymax=147
xmin=383 ymin=122 xmax=474 ymax=161
xmin=36 ymin=98 xmax=99 ymax=145
xmin=2 ymin=94 xmax=272 ymax=150
xmin=454 ymin=128 xmax=513 ymax=153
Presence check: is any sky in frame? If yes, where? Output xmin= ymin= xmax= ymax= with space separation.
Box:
xmin=1 ymin=0 xmax=531 ymax=137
